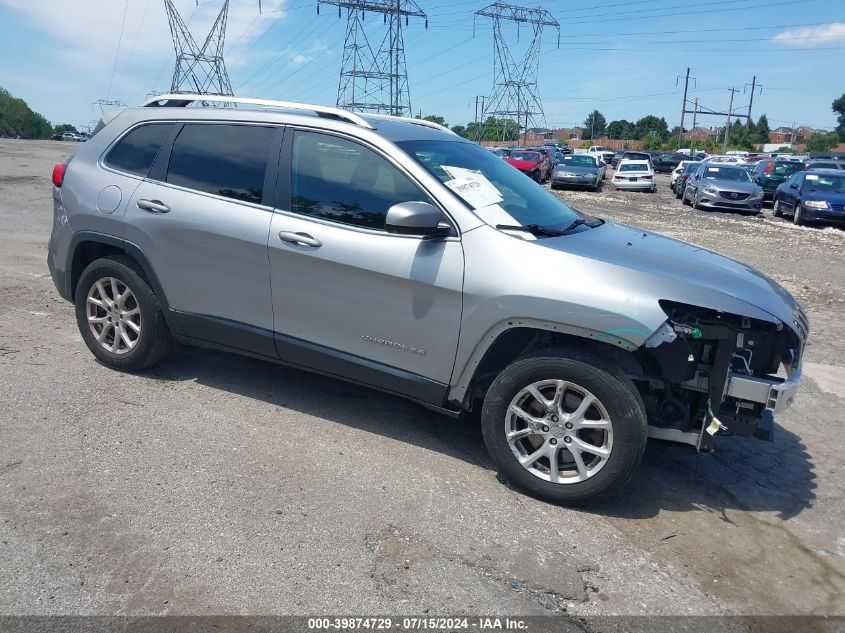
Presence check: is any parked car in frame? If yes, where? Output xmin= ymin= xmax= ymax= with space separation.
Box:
xmin=536 ymin=147 xmax=557 ymax=169
xmin=672 ymin=161 xmax=701 ymax=198
xmin=612 ymin=160 xmax=655 ymax=192
xmin=586 ymin=145 xmax=615 ymax=165
xmin=587 ymin=154 xmax=607 ymax=180
xmin=752 ymin=159 xmax=806 ymax=202
xmin=773 ymin=169 xmax=845 ymax=226
xmin=670 ymin=160 xmax=698 ymax=187
xmin=619 ymin=151 xmax=652 ymax=165
xmin=804 ymin=160 xmax=843 ymax=171
xmin=610 ymin=150 xmax=625 ymax=167
xmin=61 ymin=132 xmax=79 ymax=142
xmin=683 ymin=163 xmax=763 ymax=213
xmin=504 ymin=149 xmax=550 ymax=182
xmin=550 ymin=154 xmax=602 ymax=191
xmin=653 ymin=152 xmax=687 ymax=174
xmin=487 ymin=148 xmax=510 ymax=158
xmin=48 ymin=93 xmax=807 ymax=505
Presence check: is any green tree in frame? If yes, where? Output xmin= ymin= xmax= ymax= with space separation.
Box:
xmin=53 ymin=123 xmax=78 ymax=135
xmin=804 ymin=133 xmax=838 ymax=153
xmin=755 ymin=114 xmax=771 ymax=144
xmin=606 ymin=119 xmax=634 ymax=140
xmin=465 ymin=116 xmax=520 ymax=142
xmin=833 ymin=94 xmax=845 ymax=137
xmin=0 ymin=87 xmax=52 ymax=139
xmin=450 ymin=125 xmax=467 ymax=138
xmin=633 ymin=115 xmax=668 ymax=141
xmin=419 ymin=114 xmax=447 ymax=127
xmin=582 ymin=110 xmax=607 ymax=140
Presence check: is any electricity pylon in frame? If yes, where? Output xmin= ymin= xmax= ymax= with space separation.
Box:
xmin=474 ymin=2 xmax=559 ymax=143
xmin=318 ymin=0 xmax=427 ymax=116
xmin=164 ymin=0 xmax=234 ymax=97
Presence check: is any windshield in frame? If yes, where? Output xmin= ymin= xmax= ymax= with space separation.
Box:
xmin=804 ymin=173 xmax=845 ymax=192
xmin=509 ymin=151 xmax=541 ymax=161
xmin=397 ymin=139 xmax=582 ymax=229
xmin=771 ymin=162 xmax=803 ymax=176
xmin=559 ymin=156 xmax=595 ymax=167
xmin=618 ymin=163 xmax=650 ymax=172
xmin=702 ymin=166 xmax=751 ymax=182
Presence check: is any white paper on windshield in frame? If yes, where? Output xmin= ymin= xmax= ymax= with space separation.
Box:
xmin=806 ymin=174 xmax=819 ymax=180
xmin=707 ymin=167 xmax=720 ymax=172
xmin=442 ymin=166 xmax=504 ymax=209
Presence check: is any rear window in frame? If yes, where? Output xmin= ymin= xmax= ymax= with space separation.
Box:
xmin=771 ymin=162 xmax=803 ymax=176
xmin=104 ymin=123 xmax=172 ymax=177
xmin=618 ymin=163 xmax=649 ymax=172
xmin=166 ymin=123 xmax=275 ymax=205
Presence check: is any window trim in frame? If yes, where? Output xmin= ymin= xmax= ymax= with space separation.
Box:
xmin=278 ymin=125 xmax=459 ymax=239
xmin=99 ymin=121 xmax=177 ymax=180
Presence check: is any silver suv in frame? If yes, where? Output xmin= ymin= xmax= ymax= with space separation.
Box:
xmin=47 ymin=94 xmax=807 ymax=505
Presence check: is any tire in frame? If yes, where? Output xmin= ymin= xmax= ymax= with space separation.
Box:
xmin=480 ymin=348 xmax=647 ymax=505
xmin=793 ymin=202 xmax=805 ymax=226
xmin=74 ymin=255 xmax=172 ymax=372
xmin=772 ymin=197 xmax=783 ymax=217
xmin=682 ymin=190 xmax=692 ymax=206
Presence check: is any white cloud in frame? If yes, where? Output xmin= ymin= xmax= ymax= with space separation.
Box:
xmin=0 ymin=0 xmax=287 ymax=96
xmin=773 ymin=22 xmax=845 ymax=47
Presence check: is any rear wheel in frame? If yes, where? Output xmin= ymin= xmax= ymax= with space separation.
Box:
xmin=480 ymin=349 xmax=647 ymax=505
xmin=74 ymin=256 xmax=172 ymax=371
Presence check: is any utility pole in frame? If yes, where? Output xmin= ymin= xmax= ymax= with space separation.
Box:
xmin=677 ymin=67 xmax=691 ymax=149
xmin=690 ymin=97 xmax=698 ymax=154
xmin=723 ymin=87 xmax=740 ymax=153
xmin=789 ymin=120 xmax=797 ymax=146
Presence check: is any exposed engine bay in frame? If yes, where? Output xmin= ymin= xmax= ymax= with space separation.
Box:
xmin=636 ymin=300 xmax=808 ymax=451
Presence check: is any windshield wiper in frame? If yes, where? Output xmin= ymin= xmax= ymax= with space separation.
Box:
xmin=496 ymin=223 xmax=567 ymax=237
xmin=496 ymin=218 xmax=594 ymax=237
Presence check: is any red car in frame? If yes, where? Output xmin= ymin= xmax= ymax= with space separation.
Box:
xmin=504 ymin=149 xmax=550 ymax=182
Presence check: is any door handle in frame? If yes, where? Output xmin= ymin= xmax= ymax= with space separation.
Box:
xmin=137 ymin=199 xmax=170 ymax=214
xmin=278 ymin=231 xmax=322 ymax=248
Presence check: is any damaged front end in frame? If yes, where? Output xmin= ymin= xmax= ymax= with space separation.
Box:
xmin=635 ymin=300 xmax=808 ymax=451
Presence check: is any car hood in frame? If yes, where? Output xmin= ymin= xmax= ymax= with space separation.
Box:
xmin=556 ymin=165 xmax=598 ymax=174
xmin=538 ymin=221 xmax=800 ymax=327
xmin=704 ymin=179 xmax=760 ymax=193
xmin=505 ymin=158 xmax=540 ymax=170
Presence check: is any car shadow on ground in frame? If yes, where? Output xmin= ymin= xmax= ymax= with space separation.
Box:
xmin=144 ymin=346 xmax=816 ymax=520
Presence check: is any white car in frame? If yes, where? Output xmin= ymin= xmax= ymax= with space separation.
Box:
xmin=613 ymin=159 xmax=656 ymax=192
xmin=702 ymin=154 xmax=747 ymax=165
xmin=670 ymin=160 xmax=698 ymax=187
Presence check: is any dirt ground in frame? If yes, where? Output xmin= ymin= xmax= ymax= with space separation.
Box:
xmin=0 ymin=139 xmax=843 ymax=619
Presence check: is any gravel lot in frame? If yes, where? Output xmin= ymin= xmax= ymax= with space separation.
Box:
xmin=1 ymin=139 xmax=844 ymax=618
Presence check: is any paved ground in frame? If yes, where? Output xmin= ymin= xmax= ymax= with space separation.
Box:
xmin=1 ymin=139 xmax=843 ymax=618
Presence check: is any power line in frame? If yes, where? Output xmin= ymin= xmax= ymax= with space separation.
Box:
xmin=106 ymin=0 xmax=130 ymax=100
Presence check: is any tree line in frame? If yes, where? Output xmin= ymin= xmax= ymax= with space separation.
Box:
xmin=0 ymin=87 xmax=77 ymax=139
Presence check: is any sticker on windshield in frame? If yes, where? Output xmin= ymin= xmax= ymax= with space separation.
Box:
xmin=805 ymin=174 xmax=819 ymax=180
xmin=442 ymin=166 xmax=504 ymax=209
xmin=707 ymin=167 xmax=720 ymax=172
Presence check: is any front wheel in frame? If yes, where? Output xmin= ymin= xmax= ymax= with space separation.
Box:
xmin=772 ymin=197 xmax=783 ymax=217
xmin=480 ymin=350 xmax=647 ymax=505
xmin=793 ymin=202 xmax=805 ymax=226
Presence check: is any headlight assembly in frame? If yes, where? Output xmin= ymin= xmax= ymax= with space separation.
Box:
xmin=804 ymin=200 xmax=829 ymax=209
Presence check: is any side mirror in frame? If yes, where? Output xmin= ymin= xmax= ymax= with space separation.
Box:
xmin=789 ymin=183 xmax=798 ymax=190
xmin=385 ymin=201 xmax=450 ymax=237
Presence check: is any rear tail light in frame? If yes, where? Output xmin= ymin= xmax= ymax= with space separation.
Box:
xmin=52 ymin=163 xmax=66 ymax=187
xmin=763 ymin=162 xmax=773 ymax=174
xmin=643 ymin=175 xmax=653 ymax=180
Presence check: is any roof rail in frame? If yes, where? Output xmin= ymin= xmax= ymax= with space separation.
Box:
xmin=365 ymin=113 xmax=457 ymax=135
xmin=139 ymin=94 xmax=375 ymax=130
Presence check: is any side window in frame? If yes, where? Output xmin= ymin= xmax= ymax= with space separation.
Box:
xmin=104 ymin=123 xmax=172 ymax=177
xmin=166 ymin=124 xmax=275 ymax=205
xmin=290 ymin=131 xmax=429 ymax=230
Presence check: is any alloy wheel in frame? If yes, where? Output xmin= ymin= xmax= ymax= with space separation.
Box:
xmin=86 ymin=277 xmax=141 ymax=354
xmin=505 ymin=379 xmax=613 ymax=484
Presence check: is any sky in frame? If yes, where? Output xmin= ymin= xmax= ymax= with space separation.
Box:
xmin=0 ymin=0 xmax=843 ymax=134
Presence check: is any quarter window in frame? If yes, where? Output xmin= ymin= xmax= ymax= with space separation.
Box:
xmin=104 ymin=123 xmax=172 ymax=177
xmin=166 ymin=124 xmax=275 ymax=205
xmin=290 ymin=131 xmax=428 ymax=230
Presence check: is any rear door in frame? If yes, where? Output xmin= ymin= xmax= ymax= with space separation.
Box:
xmin=267 ymin=129 xmax=464 ymax=402
xmin=124 ymin=122 xmax=282 ymax=356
